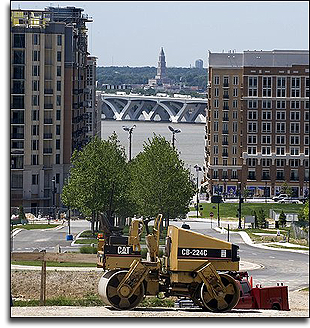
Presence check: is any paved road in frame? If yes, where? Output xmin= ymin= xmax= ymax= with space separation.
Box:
xmin=11 ymin=220 xmax=91 ymax=253
xmin=171 ymin=220 xmax=309 ymax=291
xmin=11 ymin=219 xmax=309 ymax=291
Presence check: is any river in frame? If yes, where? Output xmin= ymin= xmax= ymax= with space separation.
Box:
xmin=101 ymin=120 xmax=206 ymax=175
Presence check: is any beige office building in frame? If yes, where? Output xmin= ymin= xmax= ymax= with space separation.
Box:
xmin=206 ymin=50 xmax=309 ymax=199
xmin=10 ymin=7 xmax=99 ymax=213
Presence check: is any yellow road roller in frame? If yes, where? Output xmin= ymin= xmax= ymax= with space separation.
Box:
xmin=97 ymin=214 xmax=240 ymax=312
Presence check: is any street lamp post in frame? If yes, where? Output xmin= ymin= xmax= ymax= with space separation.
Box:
xmin=238 ymin=182 xmax=243 ymax=229
xmin=51 ymin=177 xmax=56 ymax=222
xmin=123 ymin=125 xmax=136 ymax=161
xmin=194 ymin=164 xmax=202 ymax=219
xmin=168 ymin=125 xmax=181 ymax=149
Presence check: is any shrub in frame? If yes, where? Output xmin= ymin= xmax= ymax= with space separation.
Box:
xmin=79 ymin=246 xmax=97 ymax=254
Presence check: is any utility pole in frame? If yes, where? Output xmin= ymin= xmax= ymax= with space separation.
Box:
xmin=123 ymin=125 xmax=136 ymax=161
xmin=238 ymin=182 xmax=243 ymax=229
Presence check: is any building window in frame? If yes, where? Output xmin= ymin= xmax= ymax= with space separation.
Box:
xmin=232 ymin=170 xmax=238 ymax=179
xmin=31 ymin=154 xmax=38 ymax=165
xmin=232 ymin=146 xmax=237 ymax=155
xmin=57 ymin=51 xmax=62 ymax=62
xmin=290 ymin=111 xmax=300 ymax=120
xmin=248 ymin=135 xmax=257 ymax=144
xmin=262 ymin=146 xmax=271 ymax=155
xmin=57 ymin=81 xmax=61 ymax=92
xmin=56 ymin=154 xmax=60 ymax=164
xmin=232 ymin=122 xmax=238 ymax=132
xmin=248 ymin=100 xmax=257 ymax=109
xmin=291 ymin=77 xmax=300 ymax=97
xmin=213 ymin=169 xmax=218 ymax=178
xmin=232 ymin=111 xmax=238 ymax=119
xmin=213 ymin=157 xmax=218 ymax=165
xmin=290 ymin=136 xmax=300 ymax=145
xmin=12 ymin=95 xmax=24 ymax=109
xmin=32 ymin=95 xmax=39 ymax=106
xmin=233 ymin=76 xmax=239 ymax=85
xmin=32 ymin=80 xmax=39 ymax=91
xmin=248 ymin=111 xmax=257 ymax=120
xmin=32 ymin=125 xmax=39 ymax=136
xmin=32 ymin=174 xmax=39 ymax=185
xmin=32 ymin=65 xmax=40 ymax=76
xmin=232 ymin=100 xmax=238 ymax=108
xmin=13 ymin=50 xmax=25 ymax=64
xmin=214 ymin=76 xmax=220 ymax=85
xmin=56 ymin=139 xmax=60 ymax=150
xmin=262 ymin=100 xmax=272 ymax=109
xmin=305 ymin=135 xmax=309 ymax=145
xmin=56 ymin=125 xmax=60 ymax=135
xmin=305 ymin=147 xmax=309 ymax=156
xmin=223 ymin=76 xmax=229 ymax=87
xmin=248 ymin=170 xmax=256 ymax=180
xmin=276 ymin=135 xmax=285 ymax=144
xmin=306 ymin=77 xmax=309 ymax=98
xmin=276 ymin=159 xmax=285 ymax=167
xmin=213 ymin=145 xmax=218 ymax=155
xmin=214 ymin=88 xmax=219 ymax=97
xmin=214 ymin=99 xmax=219 ymax=108
xmin=290 ymin=122 xmax=300 ymax=133
xmin=262 ymin=169 xmax=270 ymax=180
xmin=56 ymin=95 xmax=61 ymax=106
xmin=232 ymin=158 xmax=237 ymax=165
xmin=32 ymin=50 xmax=40 ymax=61
xmin=290 ymin=147 xmax=300 ymax=156
xmin=32 ymin=34 xmax=40 ymax=45
xmin=248 ymin=122 xmax=257 ymax=133
xmin=277 ymin=77 xmax=286 ymax=97
xmin=276 ymin=111 xmax=286 ymax=120
xmin=213 ymin=134 xmax=218 ymax=143
xmin=276 ymin=147 xmax=285 ymax=155
xmin=262 ymin=122 xmax=271 ymax=133
xmin=232 ymin=135 xmax=238 ymax=144
xmin=291 ymin=100 xmax=300 ymax=109
xmin=13 ymin=65 xmax=25 ymax=79
xmin=247 ymin=146 xmax=257 ymax=154
xmin=276 ymin=122 xmax=286 ymax=133
xmin=262 ymin=111 xmax=272 ymax=120
xmin=13 ymin=34 xmax=25 ymax=48
xmin=276 ymin=100 xmax=286 ymax=109
xmin=248 ymin=76 xmax=258 ymax=97
xmin=276 ymin=170 xmax=284 ymax=180
xmin=305 ymin=123 xmax=309 ymax=134
xmin=290 ymin=169 xmax=299 ymax=181
xmin=233 ymin=88 xmax=238 ymax=97
xmin=262 ymin=76 xmax=272 ymax=97
xmin=57 ymin=66 xmax=61 ymax=76
xmin=32 ymin=140 xmax=39 ymax=150
xmin=57 ymin=34 xmax=62 ymax=46
xmin=262 ymin=135 xmax=271 ymax=144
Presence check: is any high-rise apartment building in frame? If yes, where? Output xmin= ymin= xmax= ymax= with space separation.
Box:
xmin=10 ymin=7 xmax=98 ymax=212
xmin=205 ymin=50 xmax=309 ymax=199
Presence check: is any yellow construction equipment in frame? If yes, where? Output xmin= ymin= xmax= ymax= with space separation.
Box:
xmin=97 ymin=214 xmax=240 ymax=312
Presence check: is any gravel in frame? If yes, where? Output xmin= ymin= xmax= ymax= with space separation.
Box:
xmin=11 ymin=269 xmax=309 ymax=317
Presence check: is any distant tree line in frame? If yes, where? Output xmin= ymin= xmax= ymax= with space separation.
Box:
xmin=96 ymin=66 xmax=208 ymax=90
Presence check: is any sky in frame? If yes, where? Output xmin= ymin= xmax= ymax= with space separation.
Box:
xmin=8 ymin=1 xmax=310 ymax=67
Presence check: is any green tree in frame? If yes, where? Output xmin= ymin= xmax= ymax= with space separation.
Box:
xmin=278 ymin=210 xmax=287 ymax=228
xmin=257 ymin=208 xmax=267 ymax=228
xmin=280 ymin=182 xmax=293 ymax=197
xmin=61 ymin=134 xmax=132 ymax=233
xmin=129 ymin=134 xmax=195 ymax=226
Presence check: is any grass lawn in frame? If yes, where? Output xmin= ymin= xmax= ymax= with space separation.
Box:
xmin=11 ymin=260 xmax=96 ymax=267
xmin=12 ymin=224 xmax=60 ymax=230
xmin=199 ymin=202 xmax=304 ymax=219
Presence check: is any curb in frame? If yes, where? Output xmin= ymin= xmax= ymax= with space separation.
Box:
xmin=214 ymin=227 xmax=309 ymax=255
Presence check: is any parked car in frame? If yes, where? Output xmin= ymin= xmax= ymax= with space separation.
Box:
xmin=272 ymin=194 xmax=289 ymax=202
xmin=278 ymin=198 xmax=301 ymax=204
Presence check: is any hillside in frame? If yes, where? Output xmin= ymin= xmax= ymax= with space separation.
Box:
xmin=96 ymin=66 xmax=208 ymax=90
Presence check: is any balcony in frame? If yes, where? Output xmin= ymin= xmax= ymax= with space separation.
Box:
xmin=44 ymin=118 xmax=53 ymax=124
xmin=223 ymin=106 xmax=229 ymax=110
xmin=223 ymin=82 xmax=229 ymax=88
xmin=222 ymin=140 xmax=229 ymax=145
xmin=11 ymin=133 xmax=24 ymax=139
xmin=222 ymin=152 xmax=228 ymax=157
xmin=43 ymin=133 xmax=53 ymax=139
xmin=223 ymin=116 xmax=229 ymax=121
xmin=222 ymin=130 xmax=229 ymax=134
xmin=43 ymin=148 xmax=53 ymax=154
xmin=44 ymin=89 xmax=53 ymax=94
xmin=223 ymin=94 xmax=229 ymax=99
xmin=44 ymin=104 xmax=53 ymax=109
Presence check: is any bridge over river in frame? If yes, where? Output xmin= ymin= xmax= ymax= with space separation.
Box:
xmin=97 ymin=92 xmax=207 ymax=123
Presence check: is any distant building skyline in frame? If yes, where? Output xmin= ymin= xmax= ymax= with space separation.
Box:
xmin=9 ymin=1 xmax=309 ymax=67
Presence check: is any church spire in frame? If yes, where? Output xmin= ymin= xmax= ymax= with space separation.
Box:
xmin=156 ymin=47 xmax=166 ymax=79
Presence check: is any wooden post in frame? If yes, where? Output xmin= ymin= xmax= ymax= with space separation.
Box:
xmin=40 ymin=253 xmax=47 ymax=306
